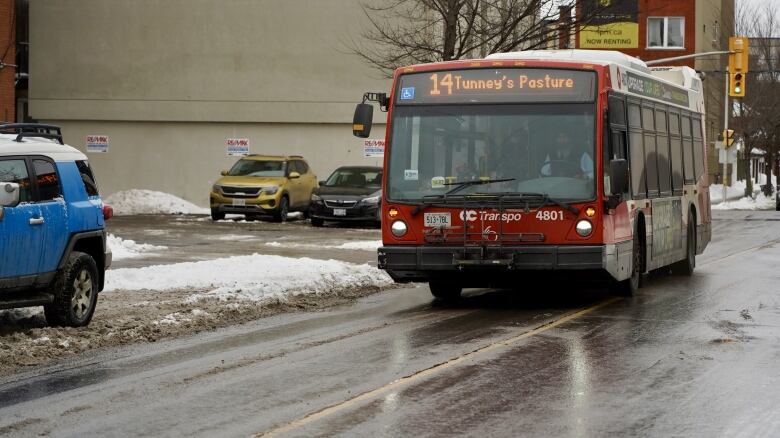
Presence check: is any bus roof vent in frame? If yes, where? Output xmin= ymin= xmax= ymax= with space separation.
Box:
xmin=486 ymin=50 xmax=651 ymax=73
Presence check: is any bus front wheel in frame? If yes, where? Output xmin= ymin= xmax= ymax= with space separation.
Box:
xmin=614 ymin=232 xmax=643 ymax=297
xmin=429 ymin=281 xmax=462 ymax=301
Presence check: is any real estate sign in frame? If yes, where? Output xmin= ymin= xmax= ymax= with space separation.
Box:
xmin=579 ymin=0 xmax=639 ymax=49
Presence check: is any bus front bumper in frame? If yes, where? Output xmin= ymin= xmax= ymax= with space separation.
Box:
xmin=378 ymin=242 xmax=633 ymax=284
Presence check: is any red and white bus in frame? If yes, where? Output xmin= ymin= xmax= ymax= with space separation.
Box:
xmin=353 ymin=50 xmax=711 ymax=298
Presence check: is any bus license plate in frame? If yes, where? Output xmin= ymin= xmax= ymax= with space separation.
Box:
xmin=424 ymin=212 xmax=451 ymax=227
xmin=232 ymin=198 xmax=246 ymax=206
xmin=334 ymin=208 xmax=347 ymax=216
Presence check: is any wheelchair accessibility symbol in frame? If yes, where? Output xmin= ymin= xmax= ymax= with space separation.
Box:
xmin=400 ymin=87 xmax=415 ymax=100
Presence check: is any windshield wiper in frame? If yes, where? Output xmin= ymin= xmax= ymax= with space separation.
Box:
xmin=470 ymin=191 xmax=580 ymax=215
xmin=410 ymin=178 xmax=515 ymax=216
xmin=443 ymin=178 xmax=515 ymax=195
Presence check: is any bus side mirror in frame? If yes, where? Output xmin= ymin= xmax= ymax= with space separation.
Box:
xmin=353 ymin=103 xmax=373 ymax=138
xmin=609 ymin=159 xmax=629 ymax=196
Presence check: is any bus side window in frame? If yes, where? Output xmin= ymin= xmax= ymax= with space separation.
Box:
xmin=681 ymin=114 xmax=694 ymax=183
xmin=627 ymin=102 xmax=646 ymax=199
xmin=692 ymin=118 xmax=704 ymax=180
xmin=642 ymin=105 xmax=659 ymax=198
xmin=669 ymin=112 xmax=684 ymax=193
xmin=655 ymin=108 xmax=672 ymax=196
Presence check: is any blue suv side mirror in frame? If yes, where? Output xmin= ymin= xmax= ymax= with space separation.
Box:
xmin=0 ymin=182 xmax=20 ymax=220
xmin=0 ymin=182 xmax=20 ymax=207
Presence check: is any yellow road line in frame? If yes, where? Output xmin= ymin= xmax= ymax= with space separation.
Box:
xmin=257 ymin=296 xmax=620 ymax=437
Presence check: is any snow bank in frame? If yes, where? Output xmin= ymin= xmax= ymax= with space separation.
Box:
xmin=104 ymin=189 xmax=209 ymax=215
xmin=712 ymin=194 xmax=776 ymax=211
xmin=710 ymin=181 xmax=747 ymax=204
xmin=103 ymin=254 xmax=393 ymax=302
xmin=264 ymin=240 xmax=382 ymax=251
xmin=108 ymin=234 xmax=167 ymax=261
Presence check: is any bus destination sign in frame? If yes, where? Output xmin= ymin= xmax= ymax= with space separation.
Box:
xmin=396 ymin=68 xmax=596 ymax=104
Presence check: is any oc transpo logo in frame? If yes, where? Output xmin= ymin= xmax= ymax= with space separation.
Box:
xmin=459 ymin=210 xmax=522 ymax=223
xmin=459 ymin=210 xmax=478 ymax=221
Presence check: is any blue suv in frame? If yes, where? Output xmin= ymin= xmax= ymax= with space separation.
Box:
xmin=0 ymin=124 xmax=111 ymax=327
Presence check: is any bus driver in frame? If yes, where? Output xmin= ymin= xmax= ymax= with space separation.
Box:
xmin=541 ymin=131 xmax=593 ymax=179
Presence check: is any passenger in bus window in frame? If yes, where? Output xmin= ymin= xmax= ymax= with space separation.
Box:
xmin=495 ymin=130 xmax=529 ymax=182
xmin=541 ymin=132 xmax=594 ymax=179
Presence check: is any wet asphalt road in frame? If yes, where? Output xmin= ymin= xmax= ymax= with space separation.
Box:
xmin=1 ymin=210 xmax=780 ymax=437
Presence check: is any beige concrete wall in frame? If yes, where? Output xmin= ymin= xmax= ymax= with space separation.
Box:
xmin=29 ymin=0 xmax=391 ymax=123
xmin=51 ymin=120 xmax=387 ymax=206
xmin=29 ymin=0 xmax=393 ymax=204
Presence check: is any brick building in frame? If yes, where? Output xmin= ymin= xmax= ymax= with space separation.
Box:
xmin=577 ymin=0 xmax=736 ymax=184
xmin=0 ymin=0 xmax=16 ymax=122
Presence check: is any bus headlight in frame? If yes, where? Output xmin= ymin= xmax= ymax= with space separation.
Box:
xmin=575 ymin=220 xmax=593 ymax=237
xmin=391 ymin=220 xmax=408 ymax=237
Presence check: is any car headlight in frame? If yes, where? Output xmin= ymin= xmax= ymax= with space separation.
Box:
xmin=212 ymin=184 xmax=221 ymax=192
xmin=360 ymin=195 xmax=380 ymax=205
xmin=260 ymin=186 xmax=279 ymax=195
xmin=311 ymin=193 xmax=322 ymax=202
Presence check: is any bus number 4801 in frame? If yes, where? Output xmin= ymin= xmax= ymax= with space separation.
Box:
xmin=536 ymin=210 xmax=564 ymax=221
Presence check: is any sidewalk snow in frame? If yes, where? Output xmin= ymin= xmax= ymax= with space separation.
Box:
xmin=103 ymin=254 xmax=393 ymax=302
xmin=710 ymin=181 xmax=748 ymax=204
xmin=712 ymin=193 xmax=776 ymax=211
xmin=264 ymin=240 xmax=382 ymax=251
xmin=104 ymin=189 xmax=209 ymax=215
xmin=108 ymin=234 xmax=167 ymax=261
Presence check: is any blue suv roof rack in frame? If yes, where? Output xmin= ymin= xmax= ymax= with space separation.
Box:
xmin=0 ymin=123 xmax=64 ymax=145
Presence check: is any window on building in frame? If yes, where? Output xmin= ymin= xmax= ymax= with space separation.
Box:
xmin=648 ymin=17 xmax=685 ymax=49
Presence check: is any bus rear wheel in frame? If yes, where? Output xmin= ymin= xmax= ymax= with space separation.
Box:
xmin=672 ymin=212 xmax=696 ymax=276
xmin=429 ymin=281 xmax=462 ymax=301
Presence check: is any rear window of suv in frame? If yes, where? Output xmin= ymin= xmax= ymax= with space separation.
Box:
xmin=76 ymin=160 xmax=99 ymax=196
xmin=32 ymin=159 xmax=62 ymax=201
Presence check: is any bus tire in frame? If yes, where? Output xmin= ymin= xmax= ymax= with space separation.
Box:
xmin=429 ymin=281 xmax=462 ymax=301
xmin=672 ymin=212 xmax=696 ymax=276
xmin=614 ymin=231 xmax=643 ymax=297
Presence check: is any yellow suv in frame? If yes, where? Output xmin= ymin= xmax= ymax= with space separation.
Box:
xmin=210 ymin=155 xmax=318 ymax=222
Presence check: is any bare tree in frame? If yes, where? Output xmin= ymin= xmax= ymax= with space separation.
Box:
xmin=349 ymin=0 xmax=616 ymax=76
xmin=733 ymin=1 xmax=780 ymax=196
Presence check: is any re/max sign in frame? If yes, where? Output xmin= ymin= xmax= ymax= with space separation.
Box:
xmin=396 ymin=68 xmax=596 ymax=104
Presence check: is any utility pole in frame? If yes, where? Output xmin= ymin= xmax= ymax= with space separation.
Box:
xmin=723 ymin=66 xmax=729 ymax=204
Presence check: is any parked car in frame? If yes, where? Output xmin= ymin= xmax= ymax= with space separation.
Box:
xmin=210 ymin=155 xmax=317 ymax=222
xmin=0 ymin=124 xmax=112 ymax=327
xmin=309 ymin=166 xmax=382 ymax=227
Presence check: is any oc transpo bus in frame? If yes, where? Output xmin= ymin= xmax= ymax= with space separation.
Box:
xmin=352 ymin=50 xmax=711 ymax=299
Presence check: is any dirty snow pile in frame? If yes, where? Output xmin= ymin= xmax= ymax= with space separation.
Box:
xmin=104 ymin=254 xmax=393 ymax=302
xmin=712 ymin=193 xmax=776 ymax=211
xmin=104 ymin=189 xmax=209 ymax=215
xmin=108 ymin=234 xmax=168 ymax=260
xmin=264 ymin=240 xmax=382 ymax=251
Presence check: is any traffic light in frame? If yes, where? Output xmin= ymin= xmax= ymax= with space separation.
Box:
xmin=729 ymin=36 xmax=749 ymax=97
xmin=721 ymin=129 xmax=735 ymax=148
xmin=729 ymin=72 xmax=745 ymax=97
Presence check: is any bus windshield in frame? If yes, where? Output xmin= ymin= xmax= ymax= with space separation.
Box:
xmin=387 ymin=104 xmax=596 ymax=203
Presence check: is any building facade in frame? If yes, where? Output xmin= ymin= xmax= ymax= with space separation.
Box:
xmin=577 ymin=0 xmax=735 ymax=184
xmin=27 ymin=0 xmax=391 ymax=206
xmin=0 ymin=0 xmax=16 ymax=122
